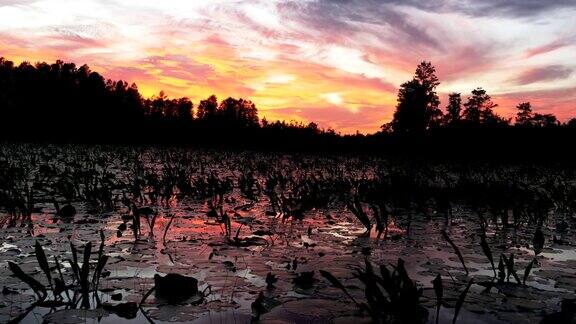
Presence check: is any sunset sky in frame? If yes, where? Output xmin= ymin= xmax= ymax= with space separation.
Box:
xmin=0 ymin=0 xmax=575 ymax=134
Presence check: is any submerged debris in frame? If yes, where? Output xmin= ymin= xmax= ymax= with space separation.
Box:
xmin=154 ymin=273 xmax=199 ymax=303
xmin=293 ymin=271 xmax=316 ymax=290
xmin=102 ymin=302 xmax=138 ymax=319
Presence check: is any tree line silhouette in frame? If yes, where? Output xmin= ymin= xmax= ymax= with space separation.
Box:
xmin=0 ymin=57 xmax=574 ymax=159
xmin=0 ymin=57 xmax=337 ymax=144
xmin=383 ymin=61 xmax=569 ymax=134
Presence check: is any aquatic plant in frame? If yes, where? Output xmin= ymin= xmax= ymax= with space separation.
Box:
xmin=321 ymin=258 xmax=429 ymax=324
xmin=265 ymin=272 xmax=278 ymax=289
xmin=347 ymin=194 xmax=372 ymax=236
xmin=502 ymin=254 xmax=521 ymax=284
xmin=370 ymin=201 xmax=390 ymax=239
xmin=479 ymin=233 xmax=496 ymax=277
xmin=441 ymin=230 xmax=468 ymax=275
xmin=7 ymin=233 xmax=111 ymax=321
xmin=162 ymin=212 xmax=176 ymax=245
xmin=251 ymin=291 xmax=280 ymax=323
xmin=533 ymin=228 xmax=545 ymax=256
xmin=452 ymin=279 xmax=473 ymax=324
xmin=7 ymin=261 xmax=46 ymax=300
xmin=432 ymin=274 xmax=443 ymax=324
xmin=1 ymin=144 xmax=576 ymax=323
xmin=523 ymin=258 xmax=536 ymax=285
xmin=493 ymin=253 xmax=536 ymax=286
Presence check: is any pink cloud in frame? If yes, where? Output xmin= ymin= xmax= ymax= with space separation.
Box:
xmin=525 ymin=39 xmax=571 ymax=58
xmin=513 ymin=65 xmax=573 ymax=85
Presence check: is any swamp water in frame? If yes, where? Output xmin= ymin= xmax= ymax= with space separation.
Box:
xmin=0 ymin=145 xmax=575 ymax=323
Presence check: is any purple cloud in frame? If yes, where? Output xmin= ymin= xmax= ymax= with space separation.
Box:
xmin=514 ymin=65 xmax=573 ymax=85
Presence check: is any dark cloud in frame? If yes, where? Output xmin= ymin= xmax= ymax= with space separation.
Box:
xmin=457 ymin=0 xmax=576 ymax=17
xmin=294 ymin=0 xmax=576 ymax=20
xmin=278 ymin=0 xmax=444 ymax=52
xmin=514 ymin=65 xmax=573 ymax=85
xmin=392 ymin=0 xmax=575 ymax=17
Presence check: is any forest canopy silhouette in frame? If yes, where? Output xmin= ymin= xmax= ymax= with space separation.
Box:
xmin=0 ymin=57 xmax=574 ymax=158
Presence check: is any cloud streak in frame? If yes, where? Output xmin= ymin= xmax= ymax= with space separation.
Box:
xmin=514 ymin=65 xmax=573 ymax=85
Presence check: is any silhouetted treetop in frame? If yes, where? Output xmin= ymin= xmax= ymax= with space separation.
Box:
xmin=384 ymin=61 xmax=442 ymax=135
xmin=217 ymin=97 xmax=259 ymax=128
xmin=462 ymin=88 xmax=509 ymax=127
xmin=196 ymin=95 xmax=218 ymax=121
xmin=515 ymin=102 xmax=559 ymax=128
xmin=443 ymin=93 xmax=462 ymax=126
xmin=145 ymin=92 xmax=193 ymax=122
xmin=515 ymin=102 xmax=533 ymax=126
